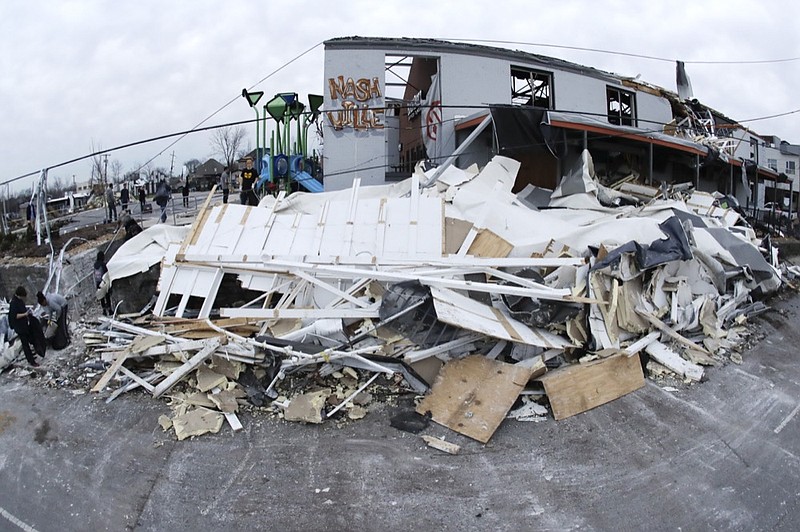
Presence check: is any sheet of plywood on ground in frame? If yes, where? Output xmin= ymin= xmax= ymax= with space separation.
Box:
xmin=417 ymin=355 xmax=532 ymax=443
xmin=539 ymin=353 xmax=645 ymax=421
xmin=467 ymin=228 xmax=513 ymax=258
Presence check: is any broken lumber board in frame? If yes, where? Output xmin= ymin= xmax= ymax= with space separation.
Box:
xmin=624 ymin=331 xmax=661 ymax=357
xmin=152 ymin=337 xmax=224 ymax=398
xmin=417 ymin=355 xmax=532 ymax=443
xmin=644 ymin=341 xmax=704 ymax=382
xmin=539 ymin=353 xmax=645 ymax=421
xmin=118 ymin=366 xmax=156 ymax=393
xmin=635 ymin=308 xmax=712 ymax=356
xmin=91 ymin=349 xmax=131 ymax=392
xmin=176 ymin=184 xmax=218 ymax=261
xmin=421 ymin=435 xmax=460 ymax=455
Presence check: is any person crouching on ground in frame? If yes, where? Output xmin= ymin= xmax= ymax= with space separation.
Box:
xmin=117 ymin=209 xmax=143 ymax=240
xmin=8 ymin=286 xmax=45 ymax=366
xmin=36 ymin=291 xmax=70 ymax=349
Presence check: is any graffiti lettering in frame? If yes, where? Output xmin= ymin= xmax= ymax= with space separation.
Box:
xmin=327 ymin=75 xmax=384 ymax=130
xmin=328 ymin=76 xmax=382 ymax=102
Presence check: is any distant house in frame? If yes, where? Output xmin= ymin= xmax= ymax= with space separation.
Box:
xmin=189 ymin=159 xmax=224 ymax=190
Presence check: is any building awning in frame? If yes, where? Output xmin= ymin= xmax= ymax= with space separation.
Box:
xmin=546 ymin=110 xmax=709 ymax=157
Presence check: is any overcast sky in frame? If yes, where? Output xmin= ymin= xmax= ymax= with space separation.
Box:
xmin=2 ymin=0 xmax=798 ymax=195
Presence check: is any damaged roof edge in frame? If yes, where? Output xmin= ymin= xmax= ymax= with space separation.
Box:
xmin=324 ymin=36 xmax=623 ymax=85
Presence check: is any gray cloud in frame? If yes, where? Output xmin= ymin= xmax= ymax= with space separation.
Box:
xmin=2 ymin=0 xmax=798 ymax=192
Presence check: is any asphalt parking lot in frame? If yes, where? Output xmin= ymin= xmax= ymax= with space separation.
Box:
xmin=0 ymin=291 xmax=798 ymax=531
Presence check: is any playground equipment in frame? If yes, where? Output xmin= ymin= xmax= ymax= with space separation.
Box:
xmin=243 ymin=90 xmax=324 ymax=194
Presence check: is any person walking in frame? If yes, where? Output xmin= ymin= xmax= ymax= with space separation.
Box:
xmin=94 ymin=250 xmax=112 ymax=316
xmin=36 ymin=291 xmax=70 ymax=349
xmin=220 ymin=167 xmax=230 ymax=204
xmin=105 ymin=184 xmax=117 ymax=222
xmin=240 ymin=158 xmax=259 ymax=206
xmin=8 ymin=286 xmax=45 ymax=366
xmin=120 ymin=184 xmax=130 ymax=212
xmin=138 ymin=187 xmax=147 ymax=212
xmin=154 ymin=180 xmax=171 ymax=223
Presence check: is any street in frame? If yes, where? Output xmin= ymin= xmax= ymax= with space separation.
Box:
xmin=0 ymin=294 xmax=798 ymax=531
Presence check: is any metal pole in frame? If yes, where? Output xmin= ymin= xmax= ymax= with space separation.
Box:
xmin=648 ymin=143 xmax=654 ymax=186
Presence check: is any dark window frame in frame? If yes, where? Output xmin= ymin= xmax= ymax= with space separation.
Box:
xmin=606 ymin=86 xmax=636 ymax=127
xmin=511 ymin=66 xmax=554 ymax=109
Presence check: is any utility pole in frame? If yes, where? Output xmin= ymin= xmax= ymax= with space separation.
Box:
xmin=102 ymin=153 xmax=110 ymax=221
xmin=169 ymin=151 xmax=175 ymax=179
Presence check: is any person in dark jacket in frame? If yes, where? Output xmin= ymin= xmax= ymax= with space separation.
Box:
xmin=138 ymin=187 xmax=147 ymax=212
xmin=154 ymin=180 xmax=171 ymax=223
xmin=94 ymin=250 xmax=112 ymax=316
xmin=8 ymin=286 xmax=45 ymax=366
xmin=120 ymin=184 xmax=130 ymax=212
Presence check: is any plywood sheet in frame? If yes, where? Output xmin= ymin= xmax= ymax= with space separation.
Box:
xmin=417 ymin=355 xmax=532 ymax=443
xmin=467 ymin=228 xmax=513 ymax=258
xmin=539 ymin=353 xmax=644 ymax=420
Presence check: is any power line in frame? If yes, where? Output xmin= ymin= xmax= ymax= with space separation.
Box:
xmin=444 ymin=38 xmax=800 ymax=65
xmin=128 ymin=41 xmax=325 ymax=177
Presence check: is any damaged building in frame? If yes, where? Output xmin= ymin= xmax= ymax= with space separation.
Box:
xmin=322 ymin=37 xmax=799 ymax=219
xmin=3 ymin=37 xmax=799 ymax=444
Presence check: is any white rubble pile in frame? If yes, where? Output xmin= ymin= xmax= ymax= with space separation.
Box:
xmin=83 ymin=151 xmax=782 ymax=442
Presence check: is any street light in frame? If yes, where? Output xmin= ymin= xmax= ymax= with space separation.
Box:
xmin=242 ymin=88 xmax=265 ymax=163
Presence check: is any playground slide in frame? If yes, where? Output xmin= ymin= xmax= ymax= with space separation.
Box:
xmin=291 ymin=170 xmax=323 ymax=193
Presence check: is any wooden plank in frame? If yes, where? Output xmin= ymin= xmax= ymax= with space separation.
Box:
xmin=219 ymin=306 xmax=380 ymax=320
xmin=118 ymin=366 xmax=156 ymax=393
xmin=539 ymin=353 xmax=645 ymax=421
xmin=645 ymin=340 xmax=704 ymax=382
xmin=152 ymin=338 xmax=223 ymax=398
xmin=417 ymin=355 xmax=532 ymax=443
xmin=635 ymin=308 xmax=712 ymax=356
xmin=467 ymin=228 xmax=513 ymax=258
xmin=91 ymin=349 xmax=131 ymax=392
xmin=176 ymin=185 xmax=218 ymax=260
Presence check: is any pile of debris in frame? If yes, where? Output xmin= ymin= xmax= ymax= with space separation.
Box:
xmin=76 ymin=151 xmax=788 ymax=444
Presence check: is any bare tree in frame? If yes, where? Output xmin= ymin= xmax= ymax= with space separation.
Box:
xmin=184 ymin=158 xmax=202 ymax=174
xmin=210 ymin=126 xmax=247 ymax=168
xmin=110 ymin=160 xmax=123 ymax=184
xmin=49 ymin=175 xmax=65 ymax=197
xmin=90 ymin=140 xmax=106 ymax=187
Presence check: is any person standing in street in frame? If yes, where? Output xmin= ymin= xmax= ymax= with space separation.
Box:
xmin=240 ymin=158 xmax=259 ymax=206
xmin=8 ymin=286 xmax=44 ymax=366
xmin=105 ymin=184 xmax=117 ymax=222
xmin=220 ymin=166 xmax=230 ymax=204
xmin=181 ymin=181 xmax=190 ymax=207
xmin=138 ymin=187 xmax=146 ymax=212
xmin=154 ymin=180 xmax=171 ymax=223
xmin=120 ymin=184 xmax=130 ymax=212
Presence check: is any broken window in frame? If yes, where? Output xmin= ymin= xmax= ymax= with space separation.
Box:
xmin=511 ymin=67 xmax=553 ymax=108
xmin=768 ymin=158 xmax=778 ymax=172
xmin=606 ymin=86 xmax=636 ymax=126
xmin=786 ymin=160 xmax=796 ymax=175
